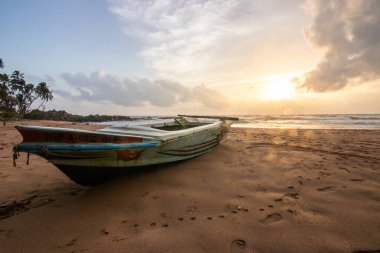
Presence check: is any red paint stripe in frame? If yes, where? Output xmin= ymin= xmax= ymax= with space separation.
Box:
xmin=18 ymin=128 xmax=143 ymax=144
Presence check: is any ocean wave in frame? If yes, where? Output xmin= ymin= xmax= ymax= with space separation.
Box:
xmin=233 ymin=114 xmax=380 ymax=130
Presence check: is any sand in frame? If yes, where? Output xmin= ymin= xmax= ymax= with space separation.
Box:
xmin=1 ymin=120 xmax=380 ymax=253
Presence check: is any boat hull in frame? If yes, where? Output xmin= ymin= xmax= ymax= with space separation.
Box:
xmin=55 ymin=162 xmax=183 ymax=186
xmin=14 ymin=122 xmax=227 ymax=185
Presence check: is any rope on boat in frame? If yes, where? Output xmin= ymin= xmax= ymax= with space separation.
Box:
xmin=12 ymin=146 xmax=18 ymax=167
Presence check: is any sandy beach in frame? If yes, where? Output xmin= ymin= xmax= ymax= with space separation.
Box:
xmin=1 ymin=120 xmax=380 ymax=253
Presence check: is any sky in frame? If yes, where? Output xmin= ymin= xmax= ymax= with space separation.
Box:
xmin=1 ymin=0 xmax=379 ymax=116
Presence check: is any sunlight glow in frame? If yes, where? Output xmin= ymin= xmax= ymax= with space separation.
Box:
xmin=262 ymin=80 xmax=295 ymax=100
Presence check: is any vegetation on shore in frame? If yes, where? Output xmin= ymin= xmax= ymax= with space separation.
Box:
xmin=0 ymin=58 xmax=54 ymax=124
xmin=24 ymin=109 xmax=133 ymax=122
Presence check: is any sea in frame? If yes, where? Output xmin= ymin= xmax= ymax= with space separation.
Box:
xmin=233 ymin=114 xmax=380 ymax=130
xmin=100 ymin=114 xmax=380 ymax=130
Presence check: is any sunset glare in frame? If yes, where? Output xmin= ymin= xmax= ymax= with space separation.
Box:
xmin=0 ymin=0 xmax=379 ymax=115
xmin=262 ymin=80 xmax=295 ymax=101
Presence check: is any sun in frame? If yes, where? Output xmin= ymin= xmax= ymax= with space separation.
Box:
xmin=262 ymin=80 xmax=295 ymax=100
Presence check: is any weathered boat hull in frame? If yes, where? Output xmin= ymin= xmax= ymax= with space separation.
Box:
xmin=14 ymin=119 xmax=228 ymax=185
xmin=55 ymin=163 xmax=182 ymax=186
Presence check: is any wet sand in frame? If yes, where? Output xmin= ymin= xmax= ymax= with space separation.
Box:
xmin=1 ymin=121 xmax=380 ymax=253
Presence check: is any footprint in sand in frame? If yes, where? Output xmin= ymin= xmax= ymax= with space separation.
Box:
xmin=230 ymin=239 xmax=252 ymax=253
xmin=66 ymin=238 xmax=77 ymax=247
xmin=320 ymin=172 xmax=331 ymax=177
xmin=284 ymin=193 xmax=299 ymax=199
xmin=338 ymin=167 xmax=351 ymax=172
xmin=100 ymin=229 xmax=109 ymax=235
xmin=350 ymin=178 xmax=365 ymax=182
xmin=317 ymin=186 xmax=336 ymax=192
xmin=259 ymin=213 xmax=282 ymax=225
xmin=287 ymin=209 xmax=298 ymax=215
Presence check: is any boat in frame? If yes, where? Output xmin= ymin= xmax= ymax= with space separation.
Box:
xmin=13 ymin=115 xmax=238 ymax=185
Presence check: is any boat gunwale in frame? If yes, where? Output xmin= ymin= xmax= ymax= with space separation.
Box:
xmin=15 ymin=142 xmax=159 ymax=151
xmin=15 ymin=119 xmax=222 ymax=141
xmin=98 ymin=121 xmax=223 ymax=141
xmin=14 ymin=125 xmax=156 ymax=140
xmin=14 ymin=120 xmax=224 ymax=152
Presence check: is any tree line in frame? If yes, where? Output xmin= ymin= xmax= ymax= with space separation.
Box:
xmin=0 ymin=58 xmax=53 ymax=123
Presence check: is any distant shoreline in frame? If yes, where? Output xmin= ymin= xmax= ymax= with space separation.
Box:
xmin=3 ymin=111 xmax=380 ymax=130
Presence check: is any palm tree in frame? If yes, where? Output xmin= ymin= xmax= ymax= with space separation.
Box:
xmin=35 ymin=82 xmax=53 ymax=110
xmin=0 ymin=59 xmax=54 ymax=123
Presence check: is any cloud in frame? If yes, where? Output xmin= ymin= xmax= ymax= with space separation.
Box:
xmin=25 ymin=74 xmax=56 ymax=85
xmin=192 ymin=84 xmax=226 ymax=109
xmin=108 ymin=0 xmax=285 ymax=75
xmin=294 ymin=0 xmax=380 ymax=92
xmin=57 ymin=69 xmax=227 ymax=109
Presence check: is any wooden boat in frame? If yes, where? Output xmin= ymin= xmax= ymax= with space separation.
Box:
xmin=13 ymin=116 xmax=237 ymax=185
